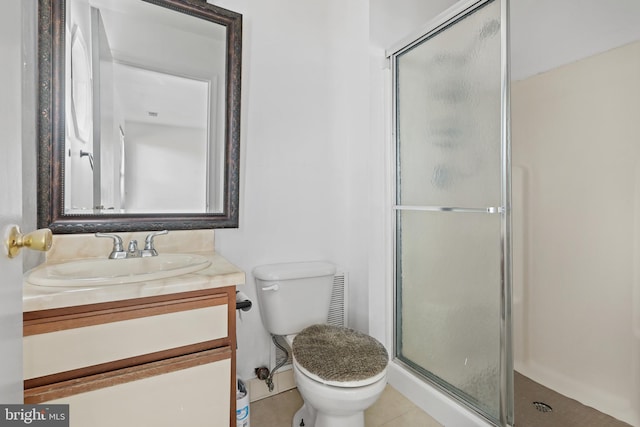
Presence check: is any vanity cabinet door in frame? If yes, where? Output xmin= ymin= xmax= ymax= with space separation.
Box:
xmin=26 ymin=348 xmax=231 ymax=427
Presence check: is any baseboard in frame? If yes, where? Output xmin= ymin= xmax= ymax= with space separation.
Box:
xmin=246 ymin=368 xmax=296 ymax=402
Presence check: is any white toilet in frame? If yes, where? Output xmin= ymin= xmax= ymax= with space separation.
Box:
xmin=253 ymin=261 xmax=388 ymax=427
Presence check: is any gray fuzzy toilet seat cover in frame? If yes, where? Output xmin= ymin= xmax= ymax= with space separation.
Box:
xmin=292 ymin=324 xmax=388 ymax=383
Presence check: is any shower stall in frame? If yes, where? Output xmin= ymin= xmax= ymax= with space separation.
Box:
xmin=388 ymin=0 xmax=512 ymax=425
xmin=511 ymin=39 xmax=640 ymax=427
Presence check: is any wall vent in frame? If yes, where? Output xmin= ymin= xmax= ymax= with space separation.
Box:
xmin=328 ymin=271 xmax=348 ymax=327
xmin=270 ymin=272 xmax=349 ymax=371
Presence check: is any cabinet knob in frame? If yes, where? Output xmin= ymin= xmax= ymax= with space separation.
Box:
xmin=4 ymin=225 xmax=52 ymax=258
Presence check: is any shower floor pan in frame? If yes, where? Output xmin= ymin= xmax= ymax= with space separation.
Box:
xmin=514 ymin=371 xmax=633 ymax=427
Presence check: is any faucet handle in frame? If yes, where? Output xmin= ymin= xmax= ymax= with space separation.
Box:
xmin=95 ymin=233 xmax=126 ymax=259
xmin=142 ymin=230 xmax=168 ymax=256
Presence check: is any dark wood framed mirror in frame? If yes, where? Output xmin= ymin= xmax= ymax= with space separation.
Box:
xmin=37 ymin=0 xmax=242 ymax=233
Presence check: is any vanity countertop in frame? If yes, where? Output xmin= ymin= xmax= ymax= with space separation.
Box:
xmin=23 ymin=252 xmax=246 ymax=312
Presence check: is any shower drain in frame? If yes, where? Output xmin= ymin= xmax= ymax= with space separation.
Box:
xmin=533 ymin=401 xmax=553 ymax=413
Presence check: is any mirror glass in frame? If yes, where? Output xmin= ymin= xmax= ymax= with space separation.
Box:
xmin=38 ymin=0 xmax=242 ymax=233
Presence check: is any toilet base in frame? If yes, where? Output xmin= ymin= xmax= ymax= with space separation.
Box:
xmin=292 ymin=403 xmax=316 ymax=427
xmin=292 ymin=403 xmax=365 ymax=427
xmin=292 ymin=361 xmax=386 ymax=427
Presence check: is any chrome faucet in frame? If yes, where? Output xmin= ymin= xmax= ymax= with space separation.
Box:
xmin=95 ymin=230 xmax=168 ymax=259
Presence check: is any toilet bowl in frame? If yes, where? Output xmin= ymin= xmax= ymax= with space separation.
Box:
xmin=292 ymin=363 xmax=387 ymax=427
xmin=285 ymin=325 xmax=388 ymax=427
xmin=252 ymin=260 xmax=388 ymax=427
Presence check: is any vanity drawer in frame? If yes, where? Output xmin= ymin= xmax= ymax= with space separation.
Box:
xmin=24 ymin=290 xmax=229 ymax=382
xmin=25 ymin=347 xmax=232 ymax=427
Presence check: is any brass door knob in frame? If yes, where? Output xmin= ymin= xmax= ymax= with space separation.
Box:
xmin=5 ymin=225 xmax=52 ymax=258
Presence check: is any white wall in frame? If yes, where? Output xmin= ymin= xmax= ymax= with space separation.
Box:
xmin=510 ymin=0 xmax=640 ymax=81
xmin=512 ymin=41 xmax=640 ymax=426
xmin=210 ymin=0 xmax=371 ymax=381
xmin=21 ymin=0 xmax=43 ymax=272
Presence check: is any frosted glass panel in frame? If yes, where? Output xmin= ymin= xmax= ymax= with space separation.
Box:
xmin=396 ymin=209 xmax=502 ymax=417
xmin=393 ymin=1 xmax=509 ymax=422
xmin=396 ymin=0 xmax=501 ymax=207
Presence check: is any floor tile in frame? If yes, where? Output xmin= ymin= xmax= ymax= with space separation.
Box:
xmin=379 ymin=408 xmax=442 ymax=427
xmin=365 ymin=385 xmax=423 ymax=427
xmin=250 ymin=389 xmax=303 ymax=427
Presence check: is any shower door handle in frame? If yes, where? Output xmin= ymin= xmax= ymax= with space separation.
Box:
xmin=393 ymin=205 xmax=505 ymax=214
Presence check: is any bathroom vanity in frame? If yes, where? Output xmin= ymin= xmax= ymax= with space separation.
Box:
xmin=31 ymin=0 xmax=245 ymax=421
xmin=22 ymin=232 xmax=245 ymax=427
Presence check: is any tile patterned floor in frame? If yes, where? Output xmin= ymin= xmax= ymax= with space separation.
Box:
xmin=251 ymin=375 xmax=633 ymax=427
xmin=249 ymin=385 xmax=442 ymax=427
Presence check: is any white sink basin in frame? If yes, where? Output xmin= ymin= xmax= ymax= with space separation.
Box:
xmin=27 ymin=254 xmax=211 ymax=287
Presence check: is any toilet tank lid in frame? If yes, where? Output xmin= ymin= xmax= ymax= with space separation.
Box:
xmin=252 ymin=261 xmax=336 ymax=281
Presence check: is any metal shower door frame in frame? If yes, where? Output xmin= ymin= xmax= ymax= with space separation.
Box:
xmin=387 ymin=0 xmax=513 ymax=425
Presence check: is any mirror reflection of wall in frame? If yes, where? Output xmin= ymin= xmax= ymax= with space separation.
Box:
xmin=119 ymin=65 xmax=209 ymax=212
xmin=65 ymin=0 xmax=227 ymax=214
xmin=95 ymin=6 xmax=120 ymax=212
xmin=66 ymin=0 xmax=94 ymax=212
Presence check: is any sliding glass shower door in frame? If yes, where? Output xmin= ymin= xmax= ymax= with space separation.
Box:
xmin=391 ymin=0 xmax=512 ymax=425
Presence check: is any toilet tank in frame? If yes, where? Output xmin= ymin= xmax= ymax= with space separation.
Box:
xmin=253 ymin=261 xmax=336 ymax=336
